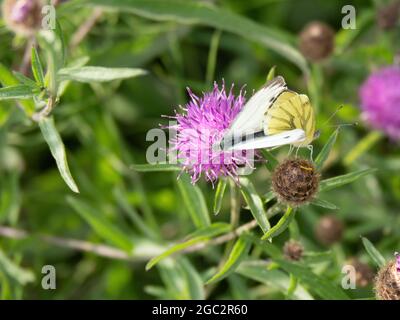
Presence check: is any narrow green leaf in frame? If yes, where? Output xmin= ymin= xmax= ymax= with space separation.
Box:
xmin=178 ymin=257 xmax=205 ymax=300
xmin=263 ymin=191 xmax=276 ymax=204
xmin=361 ymin=236 xmax=386 ymax=267
xmin=113 ymin=188 xmax=159 ymax=240
xmin=311 ymin=198 xmax=339 ymax=210
xmin=177 ymin=174 xmax=211 ymax=228
xmin=0 ymin=63 xmax=35 ymax=115
xmin=83 ymin=0 xmax=309 ymax=74
xmin=0 ymin=249 xmax=35 ymax=286
xmin=261 ymin=206 xmax=295 ymax=240
xmin=314 ymin=128 xmax=338 ymax=170
xmin=213 ymin=178 xmax=227 ymax=215
xmin=38 ymin=117 xmax=79 ymax=193
xmin=0 ymin=85 xmax=35 ymax=100
xmin=343 ymin=131 xmax=383 ymax=166
xmin=276 ymin=258 xmax=350 ymax=300
xmin=260 ymin=149 xmax=279 ymax=171
xmin=319 ymin=168 xmax=377 ymax=192
xmin=58 ymin=66 xmax=147 ymax=83
xmin=266 ymin=66 xmax=276 ymax=81
xmin=239 ymin=177 xmax=270 ymax=234
xmin=67 ymin=196 xmax=134 ymax=252
xmin=12 ymin=72 xmax=39 ymax=88
xmin=236 ymin=261 xmax=313 ymax=300
xmin=130 ymin=163 xmax=181 ymax=172
xmin=31 ymin=46 xmax=45 ymax=87
xmin=146 ymin=223 xmax=231 ymax=270
xmin=206 ymin=236 xmax=251 ymax=284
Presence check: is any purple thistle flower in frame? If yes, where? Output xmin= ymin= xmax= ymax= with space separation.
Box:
xmin=11 ymin=0 xmax=35 ymax=23
xmin=396 ymin=252 xmax=400 ymax=273
xmin=359 ymin=66 xmax=400 ymax=140
xmin=168 ymin=82 xmax=254 ymax=184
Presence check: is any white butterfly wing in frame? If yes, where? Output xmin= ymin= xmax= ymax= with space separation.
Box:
xmin=223 ymin=76 xmax=287 ymax=139
xmin=226 ymin=129 xmax=306 ymax=151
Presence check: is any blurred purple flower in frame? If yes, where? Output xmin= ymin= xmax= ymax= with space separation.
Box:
xmin=359 ymin=66 xmax=400 ymax=140
xmin=11 ymin=0 xmax=34 ymax=23
xmin=168 ymin=82 xmax=253 ymax=184
xmin=396 ymin=252 xmax=400 ymax=273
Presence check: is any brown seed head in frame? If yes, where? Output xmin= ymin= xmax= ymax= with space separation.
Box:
xmin=315 ymin=215 xmax=344 ymax=246
xmin=283 ymin=240 xmax=304 ymax=261
xmin=377 ymin=1 xmax=400 ymax=30
xmin=2 ymin=0 xmax=43 ymax=36
xmin=347 ymin=258 xmax=375 ymax=288
xmin=299 ymin=21 xmax=335 ymax=62
xmin=375 ymin=259 xmax=400 ymax=300
xmin=271 ymin=158 xmax=320 ymax=206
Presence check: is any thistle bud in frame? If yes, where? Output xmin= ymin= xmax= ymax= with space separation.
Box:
xmin=283 ymin=240 xmax=304 ymax=261
xmin=375 ymin=259 xmax=400 ymax=300
xmin=271 ymin=158 xmax=320 ymax=206
xmin=377 ymin=1 xmax=400 ymax=30
xmin=347 ymin=258 xmax=375 ymax=288
xmin=2 ymin=0 xmax=43 ymax=36
xmin=298 ymin=21 xmax=335 ymax=62
xmin=315 ymin=215 xmax=344 ymax=246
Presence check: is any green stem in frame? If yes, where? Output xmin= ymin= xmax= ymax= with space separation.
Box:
xmin=343 ymin=131 xmax=383 ymax=166
xmin=261 ymin=206 xmax=295 ymax=241
xmin=205 ymin=30 xmax=222 ymax=85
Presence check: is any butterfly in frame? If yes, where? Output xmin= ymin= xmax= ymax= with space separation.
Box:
xmin=219 ymin=76 xmax=317 ymax=151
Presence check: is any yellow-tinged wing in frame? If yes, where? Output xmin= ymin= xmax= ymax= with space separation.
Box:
xmin=264 ymin=90 xmax=316 ymax=147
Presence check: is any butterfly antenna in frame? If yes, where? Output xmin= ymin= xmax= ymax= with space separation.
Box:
xmin=321 ymin=105 xmax=344 ymax=127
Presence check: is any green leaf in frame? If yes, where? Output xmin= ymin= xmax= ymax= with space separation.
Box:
xmin=314 ymin=128 xmax=338 ymax=170
xmin=0 ymin=249 xmax=35 ymax=286
xmin=146 ymin=222 xmax=231 ymax=270
xmin=239 ymin=177 xmax=270 ymax=234
xmin=38 ymin=117 xmax=79 ymax=193
xmin=12 ymin=72 xmax=39 ymax=88
xmin=83 ymin=0 xmax=309 ymax=74
xmin=263 ymin=191 xmax=276 ymax=204
xmin=206 ymin=236 xmax=251 ymax=284
xmin=113 ymin=188 xmax=159 ymax=240
xmin=178 ymin=257 xmax=205 ymax=300
xmin=343 ymin=131 xmax=383 ymax=166
xmin=361 ymin=236 xmax=386 ymax=267
xmin=0 ymin=63 xmax=35 ymax=115
xmin=260 ymin=149 xmax=279 ymax=171
xmin=0 ymin=85 xmax=36 ymax=100
xmin=236 ymin=261 xmax=313 ymax=300
xmin=266 ymin=66 xmax=276 ymax=82
xmin=311 ymin=198 xmax=339 ymax=210
xmin=31 ymin=46 xmax=45 ymax=87
xmin=276 ymin=258 xmax=350 ymax=300
xmin=177 ymin=174 xmax=211 ymax=228
xmin=319 ymin=168 xmax=377 ymax=192
xmin=213 ymin=178 xmax=227 ymax=215
xmin=261 ymin=206 xmax=295 ymax=241
xmin=57 ymin=66 xmax=147 ymax=83
xmin=130 ymin=163 xmax=181 ymax=172
xmin=67 ymin=196 xmax=134 ymax=252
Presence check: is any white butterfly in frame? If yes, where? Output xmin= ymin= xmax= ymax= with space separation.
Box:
xmin=219 ymin=76 xmax=315 ymax=151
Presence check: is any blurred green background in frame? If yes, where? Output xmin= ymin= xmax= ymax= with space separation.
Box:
xmin=0 ymin=0 xmax=399 ymax=299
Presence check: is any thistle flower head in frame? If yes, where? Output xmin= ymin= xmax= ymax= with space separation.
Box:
xmin=298 ymin=21 xmax=335 ymax=62
xmin=2 ymin=0 xmax=43 ymax=36
xmin=375 ymin=258 xmax=400 ymax=300
xmin=271 ymin=158 xmax=319 ymax=206
xmin=283 ymin=239 xmax=304 ymax=261
xmin=169 ymin=82 xmax=253 ymax=184
xmin=359 ymin=66 xmax=400 ymax=140
xmin=315 ymin=215 xmax=344 ymax=246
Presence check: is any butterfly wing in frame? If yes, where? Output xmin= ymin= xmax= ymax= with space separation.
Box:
xmin=264 ymin=91 xmax=315 ymax=147
xmin=226 ymin=129 xmax=306 ymax=151
xmin=223 ymin=76 xmax=287 ymax=140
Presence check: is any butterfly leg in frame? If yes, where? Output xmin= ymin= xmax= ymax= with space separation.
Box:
xmin=295 ymin=146 xmax=301 ymax=157
xmin=288 ymin=145 xmax=294 ymax=156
